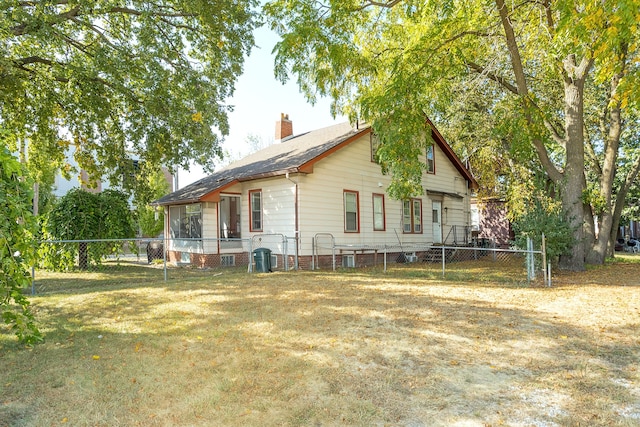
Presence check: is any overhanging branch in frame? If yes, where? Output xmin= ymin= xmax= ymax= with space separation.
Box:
xmin=360 ymin=0 xmax=403 ymax=9
xmin=466 ymin=60 xmax=518 ymax=94
xmin=9 ymin=4 xmax=197 ymax=38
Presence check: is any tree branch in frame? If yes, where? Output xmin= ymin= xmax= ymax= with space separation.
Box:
xmin=466 ymin=60 xmax=519 ymax=94
xmin=10 ymin=5 xmax=197 ymax=38
xmin=583 ymin=126 xmax=602 ymax=176
xmin=14 ymin=56 xmax=54 ymax=67
xmin=106 ymin=6 xmax=196 ymax=19
xmin=11 ymin=5 xmax=81 ymax=36
xmin=495 ymin=0 xmax=562 ymax=182
xmin=360 ymin=0 xmax=403 ymax=9
xmin=70 ymin=17 xmax=118 ymax=51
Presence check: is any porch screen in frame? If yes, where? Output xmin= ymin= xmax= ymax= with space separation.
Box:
xmin=169 ymin=204 xmax=202 ymax=239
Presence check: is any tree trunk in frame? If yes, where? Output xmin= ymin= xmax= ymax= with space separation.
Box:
xmin=587 ymin=210 xmax=613 ymax=264
xmin=608 ymin=155 xmax=640 ymax=257
xmin=79 ymin=241 xmax=88 ymax=270
xmin=587 ymin=67 xmax=625 ymax=264
xmin=558 ymin=55 xmax=589 ymax=271
xmin=583 ymin=203 xmax=596 ymax=250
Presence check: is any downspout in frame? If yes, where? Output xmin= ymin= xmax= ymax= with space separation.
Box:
xmin=286 ymin=172 xmax=299 ymax=269
xmin=216 ymin=202 xmax=220 ymax=255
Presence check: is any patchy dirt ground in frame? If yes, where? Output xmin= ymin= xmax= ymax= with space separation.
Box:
xmin=1 ymin=260 xmax=639 ymax=426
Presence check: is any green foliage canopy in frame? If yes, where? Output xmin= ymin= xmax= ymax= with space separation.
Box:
xmin=264 ymin=0 xmax=640 ymax=269
xmin=135 ymin=168 xmax=170 ymax=237
xmin=1 ymin=0 xmax=259 ymax=186
xmin=0 ymin=146 xmax=42 ymax=345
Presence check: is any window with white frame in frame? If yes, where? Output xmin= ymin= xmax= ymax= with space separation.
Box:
xmin=169 ymin=204 xmax=202 ymax=239
xmin=373 ymin=193 xmax=385 ymax=231
xmin=344 ymin=190 xmax=359 ymax=233
xmin=402 ymin=199 xmax=422 ymax=234
xmin=249 ymin=190 xmax=262 ymax=232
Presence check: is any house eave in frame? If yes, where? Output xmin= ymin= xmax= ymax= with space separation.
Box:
xmin=237 ymin=168 xmax=307 ymax=182
xmin=427 ymin=118 xmax=479 ymax=190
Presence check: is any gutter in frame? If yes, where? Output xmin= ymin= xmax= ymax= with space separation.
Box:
xmin=285 ymin=172 xmax=300 ymax=269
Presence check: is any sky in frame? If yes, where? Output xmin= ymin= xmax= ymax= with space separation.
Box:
xmin=177 ymin=26 xmax=347 ymax=188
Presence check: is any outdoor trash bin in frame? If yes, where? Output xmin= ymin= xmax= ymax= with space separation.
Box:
xmin=253 ymin=248 xmax=272 ymax=272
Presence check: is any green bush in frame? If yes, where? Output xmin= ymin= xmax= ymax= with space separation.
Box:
xmin=0 ymin=147 xmax=42 ymax=345
xmin=512 ymin=198 xmax=575 ymax=264
xmin=40 ymin=188 xmax=135 ymax=270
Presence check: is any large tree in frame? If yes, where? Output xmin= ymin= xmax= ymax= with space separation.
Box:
xmin=1 ymin=0 xmax=259 ymax=191
xmin=264 ymin=0 xmax=640 ymax=270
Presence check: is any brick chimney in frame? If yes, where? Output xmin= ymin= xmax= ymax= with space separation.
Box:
xmin=275 ymin=113 xmax=293 ymax=142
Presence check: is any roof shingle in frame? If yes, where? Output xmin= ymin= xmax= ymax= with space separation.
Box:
xmin=154 ymin=122 xmax=365 ymax=205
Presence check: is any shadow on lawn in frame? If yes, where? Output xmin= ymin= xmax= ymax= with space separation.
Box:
xmin=2 ymin=269 xmax=639 ymax=426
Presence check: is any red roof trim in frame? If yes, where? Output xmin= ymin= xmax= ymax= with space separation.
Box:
xmin=427 ymin=118 xmax=478 ymax=190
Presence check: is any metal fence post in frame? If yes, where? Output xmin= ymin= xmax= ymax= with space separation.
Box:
xmin=383 ymin=245 xmax=387 ymax=272
xmin=163 ymin=236 xmax=167 ymax=282
xmin=283 ymin=236 xmax=288 ymax=272
xmin=541 ymin=233 xmax=547 ymax=286
xmin=441 ymin=246 xmax=446 ymax=278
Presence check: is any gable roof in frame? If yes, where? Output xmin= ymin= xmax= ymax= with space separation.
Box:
xmin=154 ymin=120 xmax=477 ymax=206
xmin=154 ymin=122 xmax=367 ymax=205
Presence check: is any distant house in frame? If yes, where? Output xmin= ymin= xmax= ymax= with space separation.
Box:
xmin=471 ymin=198 xmax=514 ymax=248
xmin=52 ymin=145 xmax=174 ymax=198
xmin=153 ymin=114 xmax=478 ymax=269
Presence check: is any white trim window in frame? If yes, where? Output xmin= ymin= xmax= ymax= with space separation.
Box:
xmin=249 ymin=190 xmax=262 ymax=232
xmin=373 ymin=193 xmax=385 ymax=231
xmin=169 ymin=204 xmax=202 ymax=239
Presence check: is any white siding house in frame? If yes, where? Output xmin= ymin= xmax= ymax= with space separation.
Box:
xmin=153 ymin=114 xmax=478 ymax=269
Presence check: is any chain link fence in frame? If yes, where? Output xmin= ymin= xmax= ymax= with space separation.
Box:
xmin=32 ymin=236 xmax=547 ymax=294
xmin=313 ymin=236 xmax=549 ymax=286
xmin=33 ymin=236 xmax=301 ymax=294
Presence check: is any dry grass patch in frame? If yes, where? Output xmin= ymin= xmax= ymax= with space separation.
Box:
xmin=1 ymin=260 xmax=639 ymax=426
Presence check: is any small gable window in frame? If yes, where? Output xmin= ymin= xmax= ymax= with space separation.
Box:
xmin=426 ymin=144 xmax=435 ymax=173
xmin=370 ymin=133 xmax=381 ymax=164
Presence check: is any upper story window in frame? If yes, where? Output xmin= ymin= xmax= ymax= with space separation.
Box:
xmin=426 ymin=144 xmax=435 ymax=173
xmin=169 ymin=204 xmax=202 ymax=239
xmin=344 ymin=190 xmax=360 ymax=233
xmin=370 ymin=133 xmax=381 ymax=164
xmin=402 ymin=199 xmax=422 ymax=234
xmin=249 ymin=190 xmax=262 ymax=232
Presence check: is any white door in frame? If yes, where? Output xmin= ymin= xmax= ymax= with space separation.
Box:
xmin=432 ymin=201 xmax=442 ymax=244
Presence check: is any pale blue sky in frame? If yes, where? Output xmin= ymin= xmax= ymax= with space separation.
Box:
xmin=178 ymin=26 xmax=346 ymax=187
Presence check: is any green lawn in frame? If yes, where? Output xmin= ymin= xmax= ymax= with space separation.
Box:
xmin=2 ymin=260 xmax=639 ymax=426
